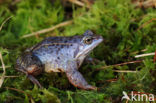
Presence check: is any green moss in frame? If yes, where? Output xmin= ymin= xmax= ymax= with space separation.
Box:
xmin=0 ymin=0 xmax=155 ymax=102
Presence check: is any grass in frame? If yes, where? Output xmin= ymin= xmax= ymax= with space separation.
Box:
xmin=0 ymin=0 xmax=156 ymax=102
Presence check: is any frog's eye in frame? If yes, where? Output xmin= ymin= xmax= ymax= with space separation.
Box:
xmin=83 ymin=36 xmax=93 ymax=44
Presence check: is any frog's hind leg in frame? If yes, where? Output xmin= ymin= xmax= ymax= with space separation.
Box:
xmin=16 ymin=64 xmax=43 ymax=89
xmin=65 ymin=62 xmax=97 ymax=90
xmin=16 ymin=54 xmax=43 ymax=88
xmin=25 ymin=65 xmax=43 ymax=88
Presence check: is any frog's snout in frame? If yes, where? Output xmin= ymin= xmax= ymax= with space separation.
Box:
xmin=99 ymin=36 xmax=104 ymax=41
xmin=95 ymin=35 xmax=103 ymax=43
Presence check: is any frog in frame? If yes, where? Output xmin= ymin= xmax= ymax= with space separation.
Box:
xmin=16 ymin=30 xmax=103 ymax=90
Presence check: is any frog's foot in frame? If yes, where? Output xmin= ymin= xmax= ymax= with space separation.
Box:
xmin=27 ymin=75 xmax=43 ymax=89
xmin=65 ymin=69 xmax=97 ymax=90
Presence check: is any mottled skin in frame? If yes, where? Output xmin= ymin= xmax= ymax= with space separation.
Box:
xmin=16 ymin=30 xmax=103 ymax=90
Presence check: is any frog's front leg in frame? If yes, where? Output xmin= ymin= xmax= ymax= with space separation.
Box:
xmin=65 ymin=61 xmax=97 ymax=90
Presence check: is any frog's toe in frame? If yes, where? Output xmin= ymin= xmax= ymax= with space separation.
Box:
xmin=85 ymin=85 xmax=97 ymax=90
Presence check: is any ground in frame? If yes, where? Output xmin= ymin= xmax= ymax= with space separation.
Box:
xmin=0 ymin=0 xmax=156 ymax=103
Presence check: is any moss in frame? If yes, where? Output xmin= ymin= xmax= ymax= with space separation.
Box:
xmin=0 ymin=0 xmax=155 ymax=102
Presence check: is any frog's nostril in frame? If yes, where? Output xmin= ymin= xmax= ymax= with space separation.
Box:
xmin=95 ymin=36 xmax=103 ymax=41
xmin=100 ymin=36 xmax=104 ymax=41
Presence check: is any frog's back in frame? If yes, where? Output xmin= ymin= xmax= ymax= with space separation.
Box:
xmin=34 ymin=36 xmax=81 ymax=46
xmin=32 ymin=38 xmax=79 ymax=72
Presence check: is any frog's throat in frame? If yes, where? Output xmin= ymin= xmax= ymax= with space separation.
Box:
xmin=75 ymin=44 xmax=97 ymax=59
xmin=75 ymin=38 xmax=103 ymax=59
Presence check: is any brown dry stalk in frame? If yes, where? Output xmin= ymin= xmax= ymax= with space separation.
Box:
xmin=137 ymin=18 xmax=156 ymax=31
xmin=82 ymin=0 xmax=92 ymax=6
xmin=5 ymin=87 xmax=31 ymax=97
xmin=0 ymin=65 xmax=11 ymax=68
xmin=154 ymin=50 xmax=156 ymax=63
xmin=68 ymin=0 xmax=90 ymax=8
xmin=11 ymin=0 xmax=21 ymax=5
xmin=106 ymin=79 xmax=118 ymax=82
xmin=21 ymin=20 xmax=73 ymax=38
xmin=0 ymin=76 xmax=19 ymax=78
xmin=30 ymin=98 xmax=35 ymax=103
xmin=0 ymin=17 xmax=12 ymax=87
xmin=98 ymin=60 xmax=143 ymax=70
xmin=126 ymin=99 xmax=129 ymax=103
xmin=113 ymin=70 xmax=138 ymax=73
xmin=95 ymin=60 xmax=144 ymax=71
xmin=135 ymin=52 xmax=155 ymax=58
xmin=133 ymin=0 xmax=156 ymax=8
xmin=5 ymin=87 xmax=35 ymax=102
xmin=0 ymin=16 xmax=13 ymax=31
xmin=0 ymin=52 xmax=6 ymax=88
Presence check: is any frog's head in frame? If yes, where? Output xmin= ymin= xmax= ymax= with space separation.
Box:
xmin=75 ymin=30 xmax=103 ymax=59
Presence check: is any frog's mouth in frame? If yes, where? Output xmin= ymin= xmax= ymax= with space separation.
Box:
xmin=75 ymin=36 xmax=103 ymax=59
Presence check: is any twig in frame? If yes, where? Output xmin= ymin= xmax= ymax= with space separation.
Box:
xmin=11 ymin=0 xmax=21 ymax=5
xmin=135 ymin=52 xmax=155 ymax=58
xmin=0 ymin=65 xmax=11 ymax=68
xmin=137 ymin=18 xmax=156 ymax=31
xmin=133 ymin=0 xmax=156 ymax=8
xmin=21 ymin=20 xmax=73 ymax=38
xmin=0 ymin=52 xmax=6 ymax=88
xmin=106 ymin=79 xmax=118 ymax=82
xmin=97 ymin=60 xmax=143 ymax=70
xmin=68 ymin=0 xmax=90 ymax=8
xmin=82 ymin=0 xmax=92 ymax=6
xmin=30 ymin=98 xmax=35 ymax=103
xmin=113 ymin=70 xmax=138 ymax=73
xmin=126 ymin=99 xmax=129 ymax=103
xmin=0 ymin=76 xmax=19 ymax=78
xmin=154 ymin=50 xmax=156 ymax=63
xmin=0 ymin=16 xmax=13 ymax=31
xmin=5 ymin=87 xmax=31 ymax=97
xmin=5 ymin=87 xmax=35 ymax=102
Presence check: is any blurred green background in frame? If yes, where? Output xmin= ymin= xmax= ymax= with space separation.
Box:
xmin=0 ymin=0 xmax=156 ymax=103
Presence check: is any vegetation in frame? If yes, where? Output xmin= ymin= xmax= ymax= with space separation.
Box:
xmin=0 ymin=0 xmax=155 ymax=102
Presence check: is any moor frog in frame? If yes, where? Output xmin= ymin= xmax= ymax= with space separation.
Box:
xmin=16 ymin=30 xmax=103 ymax=90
